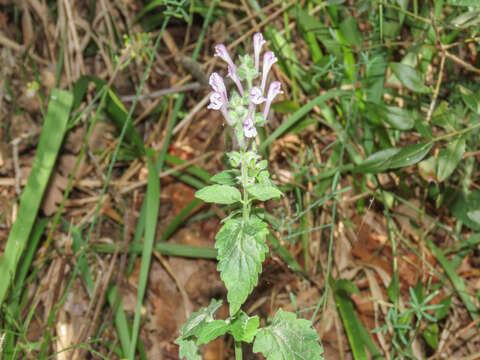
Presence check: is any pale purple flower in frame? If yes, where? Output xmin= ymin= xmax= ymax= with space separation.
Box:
xmin=250 ymin=86 xmax=265 ymax=105
xmin=208 ymin=72 xmax=228 ymax=110
xmin=261 ymin=51 xmax=278 ymax=93
xmin=243 ymin=116 xmax=257 ymax=138
xmin=215 ymin=44 xmax=244 ymax=95
xmin=207 ymin=92 xmax=223 ymax=110
xmin=209 ymin=72 xmax=227 ymax=96
xmin=228 ymin=65 xmax=244 ymax=95
xmin=263 ymin=81 xmax=283 ymax=119
xmin=253 ymin=33 xmax=266 ymax=72
xmin=215 ymin=44 xmax=236 ymax=69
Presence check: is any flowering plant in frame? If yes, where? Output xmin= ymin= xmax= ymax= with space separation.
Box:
xmin=175 ymin=33 xmax=324 ymax=360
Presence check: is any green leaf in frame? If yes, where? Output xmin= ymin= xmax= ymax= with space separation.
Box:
xmin=451 ymin=11 xmax=480 ymax=28
xmin=246 ymin=184 xmax=283 ymax=201
xmin=253 ymin=309 xmax=324 ymax=360
xmin=216 ymin=217 xmax=269 ymax=315
xmin=424 ymin=323 xmax=439 ymax=350
xmin=434 ymin=295 xmax=451 ymax=321
xmin=197 ymin=320 xmax=230 ymax=345
xmin=178 ymin=299 xmax=223 ymax=339
xmin=175 ymin=299 xmax=223 ymax=359
xmin=353 ymin=148 xmax=400 ymax=174
xmin=210 ymin=170 xmax=240 ymax=185
xmin=230 ymin=311 xmax=260 ymax=343
xmin=0 ymin=89 xmax=73 ymax=307
xmin=368 ymin=103 xmax=414 ymax=130
xmin=436 ymin=137 xmax=465 ymax=182
xmin=176 ymin=338 xmax=201 ymax=360
xmin=195 ymin=185 xmax=241 ymax=204
xmin=339 ymin=17 xmax=363 ymax=46
xmin=390 ymin=62 xmax=429 ymax=93
xmin=452 ymin=190 xmax=480 ymax=231
xmin=458 ymin=85 xmax=480 ymax=114
xmin=387 ymin=142 xmax=433 ymax=169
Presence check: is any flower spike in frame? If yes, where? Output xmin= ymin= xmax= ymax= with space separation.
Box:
xmin=253 ymin=33 xmax=266 ymax=72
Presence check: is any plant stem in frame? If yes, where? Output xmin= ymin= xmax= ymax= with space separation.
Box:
xmin=240 ymin=149 xmax=250 ymax=224
xmin=235 ymin=341 xmax=243 ymax=360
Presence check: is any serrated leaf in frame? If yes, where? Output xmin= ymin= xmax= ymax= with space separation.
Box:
xmin=390 ymin=62 xmax=429 ymax=93
xmin=195 ymin=185 xmax=241 ymax=204
xmin=230 ymin=311 xmax=260 ymax=343
xmin=215 ymin=217 xmax=269 ymax=315
xmin=210 ymin=170 xmax=240 ymax=185
xmin=176 ymin=338 xmax=201 ymax=360
xmin=246 ymin=184 xmax=283 ymax=201
xmin=175 ymin=300 xmax=224 ymax=359
xmin=197 ymin=320 xmax=230 ymax=345
xmin=178 ymin=299 xmax=223 ymax=339
xmin=253 ymin=309 xmax=324 ymax=360
xmin=436 ymin=137 xmax=465 ymax=182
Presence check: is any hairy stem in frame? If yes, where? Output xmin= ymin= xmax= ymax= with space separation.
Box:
xmin=235 ymin=340 xmax=243 ymax=360
xmin=240 ymin=149 xmax=250 ymax=224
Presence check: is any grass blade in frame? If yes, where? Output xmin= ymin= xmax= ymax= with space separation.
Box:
xmin=128 ymin=156 xmax=160 ymax=359
xmin=0 ymin=89 xmax=73 ymax=307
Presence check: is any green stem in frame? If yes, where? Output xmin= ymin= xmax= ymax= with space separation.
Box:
xmin=241 ymin=149 xmax=250 ymax=224
xmin=235 ymin=341 xmax=243 ymax=360
xmin=432 ymin=121 xmax=480 ymax=142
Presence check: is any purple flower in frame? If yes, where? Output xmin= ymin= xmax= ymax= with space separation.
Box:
xmin=209 ymin=72 xmax=227 ymax=95
xmin=228 ymin=65 xmax=244 ymax=95
xmin=208 ymin=72 xmax=228 ymax=110
xmin=215 ymin=45 xmax=244 ymax=95
xmin=253 ymin=33 xmax=266 ymax=72
xmin=250 ymin=86 xmax=265 ymax=105
xmin=207 ymin=92 xmax=223 ymax=110
xmin=243 ymin=116 xmax=257 ymax=138
xmin=263 ymin=81 xmax=283 ymax=119
xmin=261 ymin=51 xmax=278 ymax=93
xmin=215 ymin=44 xmax=236 ymax=69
